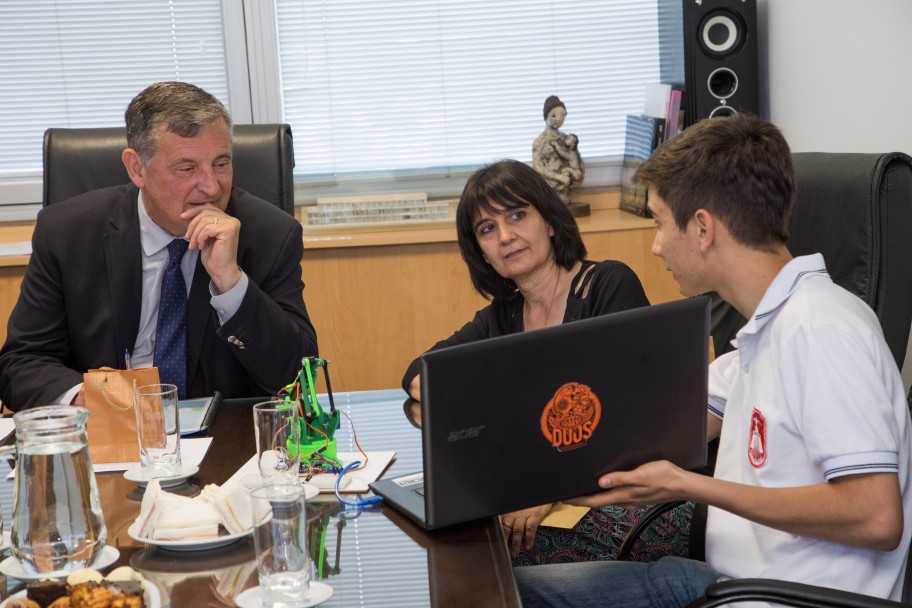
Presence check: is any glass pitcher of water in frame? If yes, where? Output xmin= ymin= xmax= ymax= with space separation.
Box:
xmin=9 ymin=406 xmax=107 ymax=574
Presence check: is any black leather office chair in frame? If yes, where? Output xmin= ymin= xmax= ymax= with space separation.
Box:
xmin=42 ymin=124 xmax=296 ymax=216
xmin=708 ymin=151 xmax=912 ymax=365
xmin=620 ymin=152 xmax=912 ymax=606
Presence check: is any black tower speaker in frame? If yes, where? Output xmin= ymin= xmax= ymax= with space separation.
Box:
xmin=660 ymin=0 xmax=759 ymax=129
xmin=684 ymin=0 xmax=759 ymax=125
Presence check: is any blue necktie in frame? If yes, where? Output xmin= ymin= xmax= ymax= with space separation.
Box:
xmin=154 ymin=239 xmax=189 ymax=399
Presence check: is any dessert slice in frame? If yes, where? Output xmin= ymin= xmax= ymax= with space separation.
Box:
xmin=26 ymin=578 xmax=67 ymax=607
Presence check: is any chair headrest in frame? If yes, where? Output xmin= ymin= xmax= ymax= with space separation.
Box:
xmin=42 ymin=124 xmax=296 ymax=216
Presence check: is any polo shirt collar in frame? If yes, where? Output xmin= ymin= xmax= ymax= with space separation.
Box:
xmin=736 ymin=253 xmax=829 ymax=341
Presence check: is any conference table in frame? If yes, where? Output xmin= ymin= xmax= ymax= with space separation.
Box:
xmin=0 ymin=389 xmax=521 ymax=607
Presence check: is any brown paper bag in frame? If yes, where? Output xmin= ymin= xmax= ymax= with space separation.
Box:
xmin=83 ymin=367 xmax=160 ymax=463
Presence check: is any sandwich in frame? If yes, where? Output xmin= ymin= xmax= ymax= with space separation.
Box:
xmin=135 ymin=479 xmax=222 ymax=541
xmin=152 ymin=523 xmax=220 ymax=541
xmin=154 ymin=497 xmax=220 ymax=541
xmin=135 ymin=479 xmax=164 ymax=538
xmin=200 ymin=477 xmax=253 ymax=535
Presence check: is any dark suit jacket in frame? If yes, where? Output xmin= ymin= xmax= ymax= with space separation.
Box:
xmin=0 ymin=184 xmax=318 ymax=410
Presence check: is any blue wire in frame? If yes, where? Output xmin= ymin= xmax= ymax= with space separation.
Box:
xmin=334 ymin=461 xmax=383 ymax=508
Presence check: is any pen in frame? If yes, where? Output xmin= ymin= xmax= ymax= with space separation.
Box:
xmin=124 ymin=348 xmax=132 ymax=370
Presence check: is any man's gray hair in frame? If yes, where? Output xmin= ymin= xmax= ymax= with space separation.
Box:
xmin=125 ymin=81 xmax=232 ymax=164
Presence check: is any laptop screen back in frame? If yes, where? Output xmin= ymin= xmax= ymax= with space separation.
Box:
xmin=418 ymin=297 xmax=710 ymax=529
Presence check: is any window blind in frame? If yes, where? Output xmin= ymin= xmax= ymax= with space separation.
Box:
xmin=276 ymin=0 xmax=660 ymax=191
xmin=0 ymin=1 xmax=661 ymax=213
xmin=0 ymin=1 xmax=229 ymax=199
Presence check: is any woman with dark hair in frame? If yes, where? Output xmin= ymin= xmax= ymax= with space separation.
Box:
xmin=401 ymin=159 xmax=650 ymax=558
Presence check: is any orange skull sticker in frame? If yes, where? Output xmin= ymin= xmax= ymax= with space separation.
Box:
xmin=541 ymin=382 xmax=601 ymax=452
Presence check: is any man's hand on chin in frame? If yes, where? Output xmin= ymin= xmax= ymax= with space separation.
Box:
xmin=182 ymin=205 xmax=242 ymax=293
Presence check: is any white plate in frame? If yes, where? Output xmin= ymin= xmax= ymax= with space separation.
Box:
xmin=127 ymin=522 xmax=252 ymax=552
xmin=0 ymin=579 xmax=161 ymax=608
xmin=235 ymin=581 xmax=333 ymax=608
xmin=303 ymin=483 xmax=319 ymax=501
xmin=0 ymin=545 xmax=120 ymax=581
xmin=123 ymin=463 xmax=200 ymax=487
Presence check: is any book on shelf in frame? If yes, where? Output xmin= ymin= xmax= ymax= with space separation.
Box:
xmin=644 ymin=83 xmax=685 ymax=144
xmin=643 ymin=83 xmax=672 ymax=120
xmin=664 ymin=87 xmax=684 ymax=142
xmin=619 ymin=114 xmax=664 ymax=218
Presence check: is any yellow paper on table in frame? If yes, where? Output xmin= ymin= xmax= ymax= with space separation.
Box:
xmin=541 ymin=503 xmax=590 ymax=529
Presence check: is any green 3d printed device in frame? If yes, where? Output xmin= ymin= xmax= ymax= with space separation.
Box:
xmin=283 ymin=356 xmax=340 ymax=466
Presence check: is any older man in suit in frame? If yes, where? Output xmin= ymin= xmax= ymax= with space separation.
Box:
xmin=0 ymin=81 xmax=318 ymax=410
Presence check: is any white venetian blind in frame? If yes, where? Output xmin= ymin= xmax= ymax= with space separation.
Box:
xmin=276 ymin=0 xmax=660 ymax=187
xmin=0 ymin=1 xmax=229 ymax=182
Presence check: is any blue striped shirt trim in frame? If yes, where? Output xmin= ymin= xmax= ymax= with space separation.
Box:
xmin=825 ymin=462 xmax=898 ymax=480
xmin=789 ymin=268 xmax=828 ymax=292
xmin=753 ymin=268 xmax=828 ymax=321
xmin=707 ymin=402 xmax=724 ymax=420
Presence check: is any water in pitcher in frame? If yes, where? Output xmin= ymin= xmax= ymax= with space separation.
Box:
xmin=10 ymin=406 xmax=107 ymax=574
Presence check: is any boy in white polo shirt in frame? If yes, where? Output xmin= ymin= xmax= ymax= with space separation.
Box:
xmin=514 ymin=114 xmax=912 ymax=606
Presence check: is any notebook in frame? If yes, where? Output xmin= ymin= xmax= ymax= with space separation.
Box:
xmin=370 ymin=297 xmax=710 ymax=530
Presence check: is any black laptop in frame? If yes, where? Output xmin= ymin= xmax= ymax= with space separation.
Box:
xmin=370 ymin=296 xmax=710 ymax=530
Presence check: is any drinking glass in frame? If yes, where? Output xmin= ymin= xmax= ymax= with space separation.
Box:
xmin=133 ymin=383 xmax=182 ymax=477
xmin=251 ymin=485 xmax=311 ymax=607
xmin=253 ymin=401 xmax=301 ymax=487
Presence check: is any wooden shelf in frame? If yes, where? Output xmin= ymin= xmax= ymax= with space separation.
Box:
xmin=301 ymin=208 xmax=653 ymax=249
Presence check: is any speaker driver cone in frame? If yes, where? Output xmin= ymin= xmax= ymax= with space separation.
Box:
xmin=699 ymin=12 xmax=743 ymax=56
xmin=707 ymin=67 xmax=738 ymax=99
xmin=708 ymin=105 xmax=737 ymax=119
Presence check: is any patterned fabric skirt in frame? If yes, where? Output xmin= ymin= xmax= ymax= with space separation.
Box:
xmin=513 ymin=502 xmax=694 ymax=566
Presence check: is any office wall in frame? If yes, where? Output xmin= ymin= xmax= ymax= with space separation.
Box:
xmin=759 ymin=0 xmax=912 ymax=155
xmin=759 ymin=0 xmax=912 ymax=388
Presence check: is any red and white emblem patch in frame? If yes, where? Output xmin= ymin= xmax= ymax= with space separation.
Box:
xmin=748 ymin=408 xmax=767 ymax=467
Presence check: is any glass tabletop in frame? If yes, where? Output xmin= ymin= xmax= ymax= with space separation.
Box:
xmin=0 ymin=389 xmax=519 ymax=607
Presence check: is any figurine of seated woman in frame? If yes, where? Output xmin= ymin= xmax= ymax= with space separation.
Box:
xmin=533 ymin=95 xmax=585 ymax=205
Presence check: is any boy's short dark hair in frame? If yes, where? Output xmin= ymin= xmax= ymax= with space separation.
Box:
xmin=456 ymin=159 xmax=586 ymax=299
xmin=635 ymin=114 xmax=795 ymax=251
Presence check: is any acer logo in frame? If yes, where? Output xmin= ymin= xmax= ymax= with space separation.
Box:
xmin=447 ymin=425 xmax=486 ymax=442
